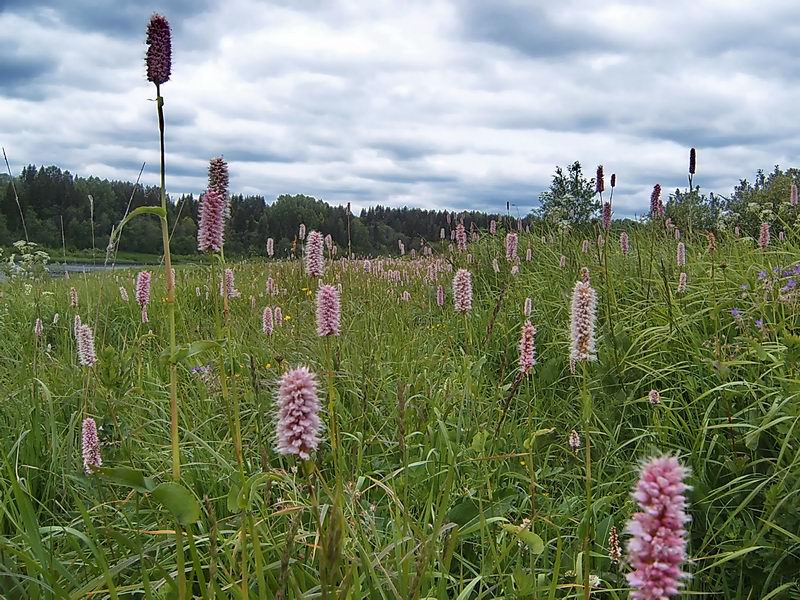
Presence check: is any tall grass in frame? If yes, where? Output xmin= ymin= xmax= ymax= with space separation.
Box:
xmin=0 ymin=220 xmax=798 ymax=598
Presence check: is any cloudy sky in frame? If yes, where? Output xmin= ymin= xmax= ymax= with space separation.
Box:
xmin=1 ymin=0 xmax=799 ymax=217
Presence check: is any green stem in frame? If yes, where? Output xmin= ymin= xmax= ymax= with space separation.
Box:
xmin=581 ymin=362 xmax=593 ymax=600
xmin=155 ymin=85 xmax=185 ymax=600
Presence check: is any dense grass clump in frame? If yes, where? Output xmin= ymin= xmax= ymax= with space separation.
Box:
xmin=1 ymin=223 xmax=799 ymax=598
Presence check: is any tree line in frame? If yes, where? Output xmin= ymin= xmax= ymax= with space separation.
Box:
xmin=1 ymin=162 xmax=796 ymax=258
xmin=0 ymin=165 xmax=506 ymax=257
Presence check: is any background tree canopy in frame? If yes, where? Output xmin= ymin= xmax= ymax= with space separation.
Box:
xmin=0 ymin=165 xmax=508 ymax=257
xmin=0 ymin=162 xmax=796 ymax=257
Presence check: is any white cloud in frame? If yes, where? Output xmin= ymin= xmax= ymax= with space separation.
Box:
xmin=1 ymin=0 xmax=799 ymax=217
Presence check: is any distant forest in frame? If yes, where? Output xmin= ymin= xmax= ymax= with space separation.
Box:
xmin=1 ymin=162 xmax=795 ymax=257
xmin=0 ymin=165 xmax=509 ymax=257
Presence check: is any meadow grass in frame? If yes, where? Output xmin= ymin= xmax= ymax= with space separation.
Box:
xmin=1 ymin=224 xmax=798 ymax=599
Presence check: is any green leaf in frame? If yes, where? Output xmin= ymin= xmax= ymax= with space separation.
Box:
xmin=500 ymin=523 xmax=544 ymax=554
xmin=151 ymin=482 xmax=200 ymax=525
xmin=227 ymin=481 xmax=242 ymax=514
xmin=96 ymin=467 xmax=156 ymax=493
xmin=160 ymin=340 xmax=222 ymax=366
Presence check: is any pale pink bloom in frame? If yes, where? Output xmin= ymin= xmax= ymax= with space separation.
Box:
xmin=274 ymin=306 xmax=283 ymax=325
xmin=452 ymin=269 xmax=472 ymax=314
xmin=262 ymin=307 xmax=274 ymax=335
xmin=401 ymin=290 xmax=411 ymax=301
xmin=70 ymin=287 xmax=78 ymax=308
xmin=455 ymin=223 xmax=467 ymax=252
xmin=440 ymin=227 xmax=446 ymax=240
xmin=274 ymin=367 xmax=322 ymax=459
xmin=364 ymin=260 xmax=371 ymax=273
xmin=77 ymin=323 xmax=97 ymax=367
xmin=779 ymin=230 xmax=785 ymax=242
xmin=305 ymin=231 xmax=325 ymax=277
xmin=436 ymin=285 xmax=445 ymax=307
xmin=676 ymin=243 xmax=686 ymax=267
xmin=81 ymin=417 xmax=102 ymax=474
xmin=266 ymin=237 xmax=274 ymax=257
xmin=492 ymin=258 xmax=500 ymax=273
xmin=325 ymin=234 xmax=333 ymax=252
xmin=626 ymin=456 xmax=690 ymax=599
xmin=315 ymin=284 xmax=341 ymax=336
xmin=119 ymin=286 xmax=129 ymax=302
xmin=602 ymin=202 xmax=611 ymax=230
xmin=677 ymin=272 xmax=687 ymax=294
xmin=523 ymin=297 xmax=532 ymax=317
xmin=505 ymin=233 xmax=518 ymax=262
xmin=511 ymin=264 xmax=519 ymax=276
xmin=674 ymin=228 xmax=681 ymax=241
xmin=220 ymin=268 xmax=241 ymax=298
xmin=266 ymin=277 xmax=277 ymax=295
xmin=791 ymin=183 xmax=798 ymax=207
xmin=759 ymin=222 xmax=770 ymax=250
xmin=620 ymin=231 xmax=630 ymax=256
xmin=197 ymin=188 xmax=225 ymax=252
xmin=135 ymin=271 xmax=151 ymax=323
xmin=568 ymin=429 xmax=581 ymax=452
xmin=649 ymin=389 xmax=661 ymax=405
xmin=53 ymin=313 xmax=60 ymax=325
xmin=609 ymin=526 xmax=622 ymax=564
xmin=569 ymin=280 xmax=597 ymax=363
xmin=34 ymin=318 xmax=43 ymax=339
xmin=526 ymin=248 xmax=532 ymax=262
xmin=559 ymin=255 xmax=566 ymax=269
xmin=518 ymin=320 xmax=536 ymax=375
xmin=581 ymin=239 xmax=589 ymax=253
xmin=489 ymin=219 xmax=497 ymax=235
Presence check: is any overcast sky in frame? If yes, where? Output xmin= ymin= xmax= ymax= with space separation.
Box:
xmin=1 ymin=0 xmax=799 ymax=217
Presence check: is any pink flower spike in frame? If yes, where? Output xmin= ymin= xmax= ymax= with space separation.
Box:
xmin=145 ymin=14 xmax=171 ymax=86
xmin=81 ymin=417 xmax=102 ymax=474
xmin=275 ymin=366 xmax=322 ymax=459
xmin=135 ymin=271 xmax=151 ymax=323
xmin=262 ymin=306 xmax=274 ymax=335
xmin=505 ymin=232 xmax=518 ymax=262
xmin=518 ymin=320 xmax=536 ymax=375
xmin=305 ymin=231 xmax=325 ymax=277
xmin=569 ymin=280 xmax=597 ymax=363
xmin=197 ymin=188 xmax=225 ymax=252
xmin=626 ymin=456 xmax=691 ymax=599
xmin=759 ymin=222 xmax=770 ymax=251
xmin=452 ymin=269 xmax=472 ymax=314
xmin=315 ymin=284 xmax=341 ymax=336
xmin=620 ymin=231 xmax=630 ymax=256
xmin=77 ymin=323 xmax=97 ymax=367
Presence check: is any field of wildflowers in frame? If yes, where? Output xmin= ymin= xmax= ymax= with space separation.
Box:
xmin=0 ymin=12 xmax=799 ymax=600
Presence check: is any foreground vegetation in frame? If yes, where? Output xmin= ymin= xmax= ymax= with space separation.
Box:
xmin=1 ymin=221 xmax=798 ymax=598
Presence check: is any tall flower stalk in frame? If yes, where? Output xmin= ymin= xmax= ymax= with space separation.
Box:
xmin=146 ymin=13 xmax=186 ymax=598
xmin=569 ymin=278 xmax=598 ymax=599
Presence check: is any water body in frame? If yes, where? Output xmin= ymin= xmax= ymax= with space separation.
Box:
xmin=48 ymin=263 xmax=148 ymax=277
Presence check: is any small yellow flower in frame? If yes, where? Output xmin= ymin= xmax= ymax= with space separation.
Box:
xmin=265 ymin=363 xmax=272 ymax=369
xmin=285 ymin=315 xmax=292 ymax=320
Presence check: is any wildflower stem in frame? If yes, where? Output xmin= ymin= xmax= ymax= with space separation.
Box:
xmin=155 ymin=85 xmax=185 ymax=600
xmin=581 ymin=361 xmax=593 ymax=600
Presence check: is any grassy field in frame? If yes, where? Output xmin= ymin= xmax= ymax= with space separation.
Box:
xmin=0 ymin=224 xmax=798 ymax=599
